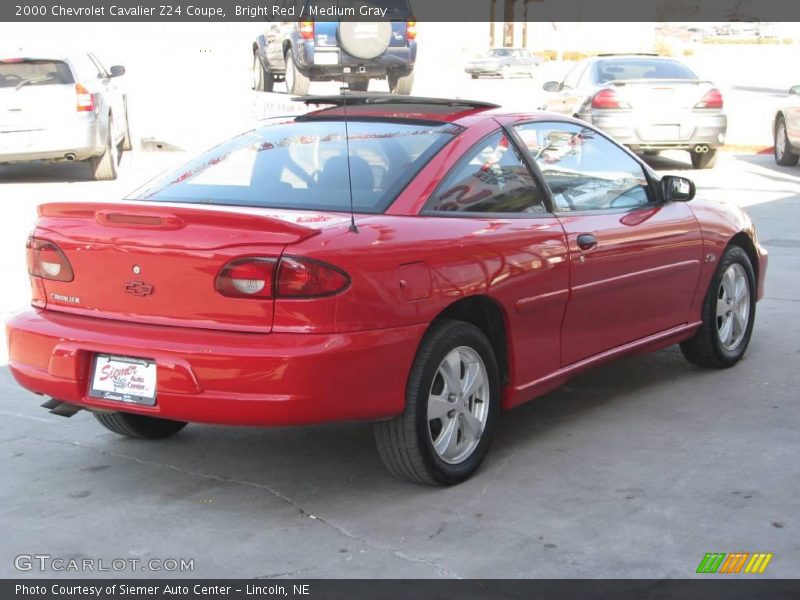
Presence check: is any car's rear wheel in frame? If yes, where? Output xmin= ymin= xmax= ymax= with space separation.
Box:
xmin=374 ymin=320 xmax=500 ymax=485
xmin=285 ymin=52 xmax=310 ymax=96
xmin=94 ymin=412 xmax=188 ymax=440
xmin=89 ymin=118 xmax=119 ymax=181
xmin=690 ymin=147 xmax=718 ymax=169
xmin=774 ymin=116 xmax=799 ymax=166
xmin=253 ymin=52 xmax=274 ymax=93
xmin=120 ymin=100 xmax=133 ymax=152
xmin=388 ymin=70 xmax=414 ymax=95
xmin=471 ymin=74 xmax=479 ymax=79
xmin=680 ymin=245 xmax=756 ymax=368
xmin=349 ymin=79 xmax=369 ymax=92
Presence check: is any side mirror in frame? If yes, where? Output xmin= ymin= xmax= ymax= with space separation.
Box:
xmin=542 ymin=81 xmax=561 ymax=92
xmin=789 ymin=85 xmax=800 ymax=96
xmin=109 ymin=65 xmax=126 ymax=77
xmin=661 ymin=175 xmax=695 ymax=202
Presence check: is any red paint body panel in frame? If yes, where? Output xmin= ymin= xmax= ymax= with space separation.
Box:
xmin=6 ymin=110 xmax=768 ymax=427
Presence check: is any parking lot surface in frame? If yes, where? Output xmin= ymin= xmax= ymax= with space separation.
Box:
xmin=1 ymin=151 xmax=798 ymax=578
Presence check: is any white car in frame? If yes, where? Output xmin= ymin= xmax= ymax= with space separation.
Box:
xmin=774 ymin=84 xmax=800 ymax=167
xmin=0 ymin=48 xmax=131 ymax=180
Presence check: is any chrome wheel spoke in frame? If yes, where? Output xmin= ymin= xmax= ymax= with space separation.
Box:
xmin=461 ymin=411 xmax=483 ymax=441
xmin=427 ymin=392 xmax=451 ymax=421
xmin=461 ymin=362 xmax=483 ymax=399
xmin=440 ymin=352 xmax=462 ymax=396
xmin=434 ymin=417 xmax=459 ymax=458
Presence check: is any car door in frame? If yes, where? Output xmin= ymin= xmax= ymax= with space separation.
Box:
xmin=89 ymin=54 xmax=124 ymax=137
xmin=513 ymin=121 xmax=704 ymax=366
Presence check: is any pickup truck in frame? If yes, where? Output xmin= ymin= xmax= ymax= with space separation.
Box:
xmin=252 ymin=1 xmax=417 ymax=95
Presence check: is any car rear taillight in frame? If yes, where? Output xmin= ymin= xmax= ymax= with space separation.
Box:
xmin=695 ymin=88 xmax=723 ymax=109
xmin=215 ymin=256 xmax=349 ymax=299
xmin=299 ymin=21 xmax=314 ymax=40
xmin=591 ymin=89 xmax=630 ymax=109
xmin=276 ymin=257 xmax=349 ymax=298
xmin=75 ymin=83 xmax=94 ymax=112
xmin=406 ymin=20 xmax=417 ymax=40
xmin=26 ymin=237 xmax=74 ymax=282
xmin=216 ymin=258 xmax=276 ymax=298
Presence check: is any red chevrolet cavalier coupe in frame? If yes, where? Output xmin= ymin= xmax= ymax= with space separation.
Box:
xmin=7 ymin=96 xmax=767 ymax=485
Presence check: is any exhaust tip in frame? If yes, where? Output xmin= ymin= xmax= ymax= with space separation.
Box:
xmin=694 ymin=145 xmax=709 ymax=154
xmin=64 ymin=153 xmax=76 ymax=161
xmin=41 ymin=398 xmax=82 ymax=418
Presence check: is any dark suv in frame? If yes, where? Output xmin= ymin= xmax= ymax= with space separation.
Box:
xmin=252 ymin=1 xmax=417 ymax=95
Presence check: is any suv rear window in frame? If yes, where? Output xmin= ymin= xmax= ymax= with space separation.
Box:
xmin=595 ymin=58 xmax=697 ymax=82
xmin=0 ymin=60 xmax=74 ymax=88
xmin=131 ymin=119 xmax=459 ymax=213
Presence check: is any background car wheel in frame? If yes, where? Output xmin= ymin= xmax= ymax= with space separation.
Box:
xmin=680 ymin=245 xmax=756 ymax=369
xmin=373 ymin=319 xmax=500 ymax=485
xmin=690 ymin=148 xmax=718 ymax=169
xmin=94 ymin=412 xmax=187 ymax=440
xmin=774 ymin=117 xmax=799 ymax=166
xmin=284 ymin=52 xmax=310 ymax=96
xmin=388 ymin=70 xmax=414 ymax=95
xmin=120 ymin=100 xmax=133 ymax=152
xmin=471 ymin=74 xmax=479 ymax=79
xmin=349 ymin=79 xmax=369 ymax=92
xmin=89 ymin=118 xmax=119 ymax=181
xmin=253 ymin=52 xmax=274 ymax=93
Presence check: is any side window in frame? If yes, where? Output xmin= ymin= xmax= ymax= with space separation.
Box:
xmin=425 ymin=131 xmax=547 ymax=215
xmin=514 ymin=122 xmax=652 ymax=212
xmin=561 ymin=61 xmax=586 ymax=89
xmin=71 ymin=54 xmax=101 ymax=81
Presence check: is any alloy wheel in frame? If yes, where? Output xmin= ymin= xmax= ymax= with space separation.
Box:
xmin=716 ymin=263 xmax=751 ymax=352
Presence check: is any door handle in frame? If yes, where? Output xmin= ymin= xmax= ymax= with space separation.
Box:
xmin=576 ymin=233 xmax=598 ymax=251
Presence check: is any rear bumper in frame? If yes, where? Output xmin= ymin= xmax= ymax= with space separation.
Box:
xmin=0 ymin=120 xmax=102 ymax=163
xmin=6 ymin=309 xmax=425 ymax=426
xmin=293 ymin=43 xmax=416 ymax=79
xmin=584 ymin=111 xmax=728 ymax=151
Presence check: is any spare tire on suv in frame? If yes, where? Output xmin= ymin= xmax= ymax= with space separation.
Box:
xmin=338 ymin=22 xmax=393 ymax=60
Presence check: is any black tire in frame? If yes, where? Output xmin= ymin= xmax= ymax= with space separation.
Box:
xmin=680 ymin=245 xmax=756 ymax=369
xmin=253 ymin=51 xmax=274 ymax=93
xmin=120 ymin=99 xmax=133 ymax=152
xmin=285 ymin=52 xmax=310 ymax=96
xmin=349 ymin=79 xmax=369 ymax=92
xmin=690 ymin=148 xmax=718 ymax=169
xmin=774 ymin=116 xmax=799 ymax=166
xmin=388 ymin=70 xmax=414 ymax=95
xmin=374 ymin=319 xmax=501 ymax=486
xmin=94 ymin=411 xmax=187 ymax=440
xmin=88 ymin=118 xmax=119 ymax=181
xmin=471 ymin=74 xmax=479 ymax=79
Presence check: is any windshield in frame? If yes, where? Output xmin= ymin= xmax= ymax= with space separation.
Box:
xmin=129 ymin=119 xmax=460 ymax=213
xmin=0 ymin=59 xmax=74 ymax=89
xmin=488 ymin=49 xmax=511 ymax=58
xmin=596 ymin=58 xmax=698 ymax=82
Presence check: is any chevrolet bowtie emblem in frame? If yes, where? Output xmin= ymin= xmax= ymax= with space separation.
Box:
xmin=124 ymin=281 xmax=154 ymax=296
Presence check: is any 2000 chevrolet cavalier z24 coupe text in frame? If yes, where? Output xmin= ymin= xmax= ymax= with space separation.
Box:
xmin=7 ymin=96 xmax=767 ymax=485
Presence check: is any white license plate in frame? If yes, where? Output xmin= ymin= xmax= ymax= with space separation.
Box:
xmin=643 ymin=125 xmax=680 ymax=141
xmin=89 ymin=354 xmax=157 ymax=406
xmin=313 ymin=51 xmax=339 ymax=65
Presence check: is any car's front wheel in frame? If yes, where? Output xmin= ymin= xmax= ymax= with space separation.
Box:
xmin=94 ymin=412 xmax=188 ymax=439
xmin=680 ymin=245 xmax=756 ymax=368
xmin=374 ymin=320 xmax=500 ymax=485
xmin=774 ymin=116 xmax=799 ymax=166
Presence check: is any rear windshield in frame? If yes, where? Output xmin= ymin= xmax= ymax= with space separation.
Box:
xmin=130 ymin=119 xmax=460 ymax=213
xmin=596 ymin=59 xmax=697 ymax=82
xmin=0 ymin=60 xmax=74 ymax=89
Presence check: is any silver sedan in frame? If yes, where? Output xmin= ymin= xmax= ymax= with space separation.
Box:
xmin=541 ymin=53 xmax=727 ymax=169
xmin=773 ymin=84 xmax=800 ymax=167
